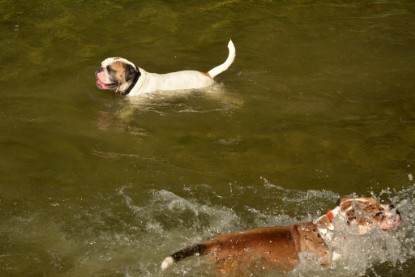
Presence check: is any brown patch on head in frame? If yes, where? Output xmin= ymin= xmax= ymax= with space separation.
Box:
xmin=107 ymin=61 xmax=127 ymax=83
xmin=338 ymin=197 xmax=384 ymax=225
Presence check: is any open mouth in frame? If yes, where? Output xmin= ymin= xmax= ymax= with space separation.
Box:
xmin=96 ymin=78 xmax=116 ymax=90
xmin=95 ymin=68 xmax=117 ymax=90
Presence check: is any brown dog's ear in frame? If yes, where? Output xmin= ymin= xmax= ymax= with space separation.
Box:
xmin=336 ymin=196 xmax=350 ymax=206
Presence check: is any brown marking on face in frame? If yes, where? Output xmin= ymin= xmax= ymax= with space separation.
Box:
xmin=108 ymin=61 xmax=127 ymax=84
xmin=338 ymin=197 xmax=385 ymax=225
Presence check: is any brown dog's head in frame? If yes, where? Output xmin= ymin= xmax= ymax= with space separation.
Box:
xmin=326 ymin=196 xmax=401 ymax=234
xmin=316 ymin=196 xmax=401 ymax=235
xmin=95 ymin=57 xmax=140 ymax=95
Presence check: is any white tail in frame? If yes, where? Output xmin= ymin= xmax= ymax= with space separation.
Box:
xmin=161 ymin=256 xmax=174 ymax=271
xmin=207 ymin=39 xmax=236 ymax=78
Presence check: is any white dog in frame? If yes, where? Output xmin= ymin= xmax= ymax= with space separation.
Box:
xmin=95 ymin=40 xmax=235 ymax=96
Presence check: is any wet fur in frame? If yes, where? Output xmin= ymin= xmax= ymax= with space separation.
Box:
xmin=161 ymin=196 xmax=401 ymax=276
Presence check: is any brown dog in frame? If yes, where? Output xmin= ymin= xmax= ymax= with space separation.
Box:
xmin=161 ymin=196 xmax=401 ymax=275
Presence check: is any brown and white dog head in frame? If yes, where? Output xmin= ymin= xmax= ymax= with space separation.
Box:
xmin=315 ymin=196 xmax=401 ymax=236
xmin=95 ymin=57 xmax=141 ymax=95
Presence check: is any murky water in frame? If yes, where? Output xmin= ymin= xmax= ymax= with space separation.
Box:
xmin=1 ymin=1 xmax=415 ymax=276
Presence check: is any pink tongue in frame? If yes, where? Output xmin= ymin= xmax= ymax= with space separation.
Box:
xmin=96 ymin=78 xmax=108 ymax=89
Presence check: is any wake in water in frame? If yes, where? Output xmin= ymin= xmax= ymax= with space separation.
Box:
xmin=116 ymin=83 xmax=244 ymax=119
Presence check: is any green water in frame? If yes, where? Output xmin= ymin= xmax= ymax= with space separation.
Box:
xmin=1 ymin=1 xmax=415 ymax=276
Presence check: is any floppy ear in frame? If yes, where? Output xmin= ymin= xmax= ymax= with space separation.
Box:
xmin=124 ymin=63 xmax=138 ymax=82
xmin=336 ymin=196 xmax=350 ymax=206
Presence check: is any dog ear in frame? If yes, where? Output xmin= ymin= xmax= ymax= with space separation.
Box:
xmin=336 ymin=196 xmax=350 ymax=206
xmin=124 ymin=63 xmax=138 ymax=82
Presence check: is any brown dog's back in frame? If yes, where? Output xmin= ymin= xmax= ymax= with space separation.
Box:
xmin=162 ymin=222 xmax=329 ymax=275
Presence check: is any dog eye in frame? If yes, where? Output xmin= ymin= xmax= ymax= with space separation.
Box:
xmin=106 ymin=65 xmax=114 ymax=73
xmin=375 ymin=211 xmax=383 ymax=217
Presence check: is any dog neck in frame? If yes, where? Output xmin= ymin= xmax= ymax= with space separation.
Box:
xmin=313 ymin=206 xmax=340 ymax=243
xmin=312 ymin=206 xmax=344 ymax=262
xmin=313 ymin=203 xmax=380 ymax=263
xmin=120 ymin=68 xmax=141 ymax=95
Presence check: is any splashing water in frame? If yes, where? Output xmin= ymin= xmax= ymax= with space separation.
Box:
xmin=116 ymin=181 xmax=415 ymax=276
xmin=2 ymin=181 xmax=412 ymax=276
xmin=4 ymin=182 xmax=404 ymax=276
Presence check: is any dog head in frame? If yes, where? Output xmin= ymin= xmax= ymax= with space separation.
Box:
xmin=316 ymin=196 xmax=401 ymax=235
xmin=95 ymin=57 xmax=141 ymax=95
xmin=336 ymin=196 xmax=401 ymax=233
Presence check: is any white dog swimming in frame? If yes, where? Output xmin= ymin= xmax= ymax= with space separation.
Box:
xmin=95 ymin=40 xmax=236 ymax=96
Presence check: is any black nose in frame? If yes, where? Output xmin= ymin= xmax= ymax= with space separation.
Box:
xmin=395 ymin=209 xmax=400 ymax=215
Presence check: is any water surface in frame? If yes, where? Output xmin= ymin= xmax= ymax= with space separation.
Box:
xmin=1 ymin=1 xmax=415 ymax=276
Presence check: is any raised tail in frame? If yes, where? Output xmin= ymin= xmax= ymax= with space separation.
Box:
xmin=161 ymin=244 xmax=207 ymax=271
xmin=207 ymin=39 xmax=236 ymax=78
